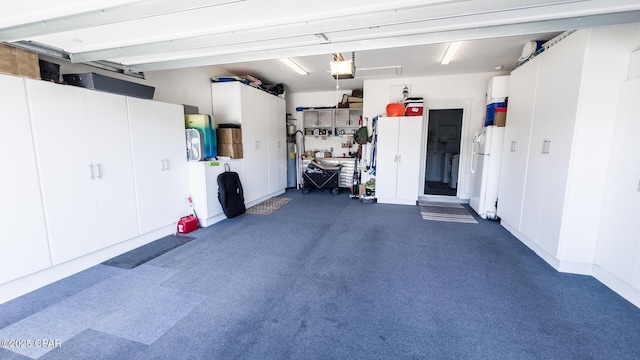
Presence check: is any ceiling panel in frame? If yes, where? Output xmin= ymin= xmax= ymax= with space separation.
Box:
xmin=1 ymin=0 xmax=639 ymax=93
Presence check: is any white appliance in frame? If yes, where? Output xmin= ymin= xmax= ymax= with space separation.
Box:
xmin=469 ymin=126 xmax=505 ymax=219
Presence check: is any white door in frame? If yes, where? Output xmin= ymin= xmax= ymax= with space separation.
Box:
xmin=277 ymin=97 xmax=288 ymax=191
xmin=497 ymin=55 xmax=539 ymax=229
xmin=241 ymin=86 xmax=269 ymax=204
xmin=26 ymin=80 xmax=102 ymax=264
xmin=0 ymin=74 xmax=51 ymax=283
xmin=128 ymin=97 xmax=189 ymax=234
xmin=395 ymin=116 xmax=423 ymax=203
xmin=85 ymin=90 xmax=139 ymax=247
xmin=375 ymin=116 xmax=400 ymax=203
xmin=596 ymin=78 xmax=640 ymax=284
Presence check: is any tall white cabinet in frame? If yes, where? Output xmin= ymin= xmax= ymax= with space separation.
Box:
xmin=128 ymin=97 xmax=189 ymax=234
xmin=497 ymin=26 xmax=640 ymax=276
xmin=594 ymin=78 xmax=640 ymax=298
xmin=0 ymin=73 xmax=190 ymax=304
xmin=496 ymin=57 xmax=539 ymax=229
xmin=211 ymin=82 xmax=286 ymax=206
xmin=0 ymin=74 xmax=51 ymax=284
xmin=27 ymin=80 xmax=141 ymax=263
xmin=376 ymin=116 xmax=423 ymax=205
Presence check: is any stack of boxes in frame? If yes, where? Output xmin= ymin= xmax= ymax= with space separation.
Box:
xmin=217 ymin=127 xmax=243 ymax=159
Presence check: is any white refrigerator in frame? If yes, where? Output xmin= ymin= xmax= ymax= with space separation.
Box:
xmin=469 ymin=126 xmax=505 ymax=219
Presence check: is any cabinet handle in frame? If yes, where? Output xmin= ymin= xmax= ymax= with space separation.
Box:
xmin=542 ymin=140 xmax=551 ymax=154
xmin=88 ymin=164 xmax=94 ymax=179
xmin=546 ymin=140 xmax=551 ymax=154
xmin=96 ymin=163 xmax=102 ymax=178
xmin=511 ymin=140 xmax=517 ymax=152
xmin=164 ymin=159 xmax=170 ymax=171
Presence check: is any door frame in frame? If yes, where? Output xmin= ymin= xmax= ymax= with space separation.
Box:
xmin=420 ymin=98 xmax=473 ymax=201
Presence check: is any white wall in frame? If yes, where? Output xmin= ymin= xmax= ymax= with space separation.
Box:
xmin=361 ymin=72 xmax=506 ymax=199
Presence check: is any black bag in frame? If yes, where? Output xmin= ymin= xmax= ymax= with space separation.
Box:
xmin=217 ymin=164 xmax=246 ymax=218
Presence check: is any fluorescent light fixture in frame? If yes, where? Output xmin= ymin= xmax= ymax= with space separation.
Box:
xmin=330 ymin=59 xmax=355 ymax=79
xmin=280 ymin=57 xmax=308 ymax=75
xmin=441 ymin=41 xmax=461 ymax=65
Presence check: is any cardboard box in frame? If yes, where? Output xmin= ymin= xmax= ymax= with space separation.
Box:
xmin=218 ymin=143 xmax=243 ymax=159
xmin=349 ymin=102 xmax=363 ymax=108
xmin=232 ymin=128 xmax=242 ymax=143
xmin=217 ymin=128 xmax=233 ymax=144
xmin=217 ymin=128 xmax=243 ymax=144
xmin=494 ymin=108 xmax=507 ymax=127
xmin=0 ymin=43 xmax=40 ymax=79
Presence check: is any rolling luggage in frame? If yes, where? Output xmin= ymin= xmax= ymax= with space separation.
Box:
xmin=217 ymin=164 xmax=246 ymax=218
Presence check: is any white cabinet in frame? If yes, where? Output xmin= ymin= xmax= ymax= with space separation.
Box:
xmin=211 ymin=81 xmax=286 ymax=206
xmin=27 ymin=80 xmax=141 ymax=264
xmin=376 ymin=116 xmax=423 ymax=205
xmin=0 ymin=74 xmax=51 ymax=283
xmin=497 ymin=27 xmax=640 ymax=275
xmin=497 ymin=57 xmax=539 ymax=229
xmin=85 ymin=90 xmax=140 ymax=247
xmin=187 ymin=160 xmax=244 ymax=227
xmin=595 ymin=78 xmax=640 ymax=286
xmin=128 ymin=97 xmax=189 ymax=234
xmin=27 ymin=80 xmax=102 ymax=264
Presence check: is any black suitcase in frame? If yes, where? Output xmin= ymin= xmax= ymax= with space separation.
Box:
xmin=217 ymin=164 xmax=246 ymax=218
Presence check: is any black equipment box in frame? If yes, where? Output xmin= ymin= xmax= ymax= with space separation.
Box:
xmin=63 ymin=72 xmax=155 ymax=99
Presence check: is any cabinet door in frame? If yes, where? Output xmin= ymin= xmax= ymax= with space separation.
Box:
xmin=128 ymin=97 xmax=189 ymax=234
xmin=267 ymin=95 xmax=281 ymax=194
xmin=497 ymin=57 xmax=539 ymax=229
xmin=375 ymin=117 xmax=400 ymax=203
xmin=395 ymin=116 xmax=423 ymax=203
xmin=26 ymin=80 xmax=102 ymax=264
xmin=596 ymin=79 xmax=640 ymax=284
xmin=536 ymin=32 xmax=585 ymax=257
xmin=277 ymin=97 xmax=288 ymax=190
xmin=520 ymin=51 xmax=556 ymax=248
xmin=241 ymin=86 xmax=269 ymax=203
xmin=85 ymin=91 xmax=139 ymax=247
xmin=0 ymin=75 xmax=51 ymax=283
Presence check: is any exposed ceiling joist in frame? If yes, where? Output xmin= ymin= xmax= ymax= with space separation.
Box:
xmin=122 ymin=10 xmax=640 ymax=72
xmin=66 ymin=0 xmax=590 ymax=63
xmin=0 ymin=0 xmax=246 ymax=42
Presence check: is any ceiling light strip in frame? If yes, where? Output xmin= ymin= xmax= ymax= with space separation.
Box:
xmin=280 ymin=58 xmax=308 ymax=75
xmin=440 ymin=42 xmax=461 ymax=65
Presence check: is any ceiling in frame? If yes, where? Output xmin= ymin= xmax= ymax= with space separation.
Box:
xmin=2 ymin=0 xmax=639 ymax=93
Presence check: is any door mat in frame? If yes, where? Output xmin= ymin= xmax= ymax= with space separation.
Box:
xmin=102 ymin=234 xmax=195 ymax=269
xmin=418 ymin=201 xmax=478 ymax=223
xmin=246 ymin=197 xmax=293 ymax=215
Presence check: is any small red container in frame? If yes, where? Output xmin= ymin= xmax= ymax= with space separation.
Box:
xmin=405 ymin=105 xmax=424 ymax=116
xmin=177 ymin=215 xmax=198 ymax=234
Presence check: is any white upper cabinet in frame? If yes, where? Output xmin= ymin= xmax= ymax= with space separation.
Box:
xmin=128 ymin=97 xmax=189 ymax=234
xmin=0 ymin=74 xmax=51 ymax=283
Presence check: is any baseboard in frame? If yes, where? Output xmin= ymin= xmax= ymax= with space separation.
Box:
xmin=246 ymin=189 xmax=286 ymax=209
xmin=593 ymin=265 xmax=640 ymax=308
xmin=0 ymin=225 xmax=175 ymax=305
xmin=378 ymin=198 xmax=416 ymax=205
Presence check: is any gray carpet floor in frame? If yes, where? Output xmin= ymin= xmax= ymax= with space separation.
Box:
xmin=1 ymin=189 xmax=640 ymax=359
